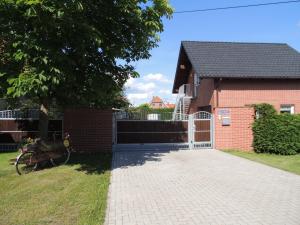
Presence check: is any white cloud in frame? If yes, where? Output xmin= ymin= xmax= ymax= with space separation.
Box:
xmin=125 ymin=79 xmax=156 ymax=92
xmin=127 ymin=92 xmax=153 ymax=106
xmin=135 ymin=82 xmax=156 ymax=92
xmin=127 ymin=93 xmax=149 ymax=101
xmin=124 ymin=77 xmax=135 ymax=88
xmin=144 ymin=73 xmax=172 ymax=83
xmin=125 ymin=73 xmax=175 ymax=106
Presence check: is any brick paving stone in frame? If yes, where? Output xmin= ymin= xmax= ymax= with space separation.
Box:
xmin=105 ymin=149 xmax=300 ymax=225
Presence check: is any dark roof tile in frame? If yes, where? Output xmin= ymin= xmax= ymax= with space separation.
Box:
xmin=181 ymin=41 xmax=300 ymax=78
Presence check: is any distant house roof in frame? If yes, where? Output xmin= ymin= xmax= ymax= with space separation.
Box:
xmin=173 ymin=41 xmax=300 ymax=92
xmin=165 ymin=103 xmax=175 ymax=109
xmin=150 ymin=96 xmax=163 ymax=103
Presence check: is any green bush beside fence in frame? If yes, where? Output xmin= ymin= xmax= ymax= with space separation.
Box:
xmin=253 ymin=104 xmax=300 ymax=155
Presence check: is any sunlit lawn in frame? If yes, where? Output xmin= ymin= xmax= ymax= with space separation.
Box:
xmin=0 ymin=151 xmax=111 ymax=225
xmin=223 ymin=150 xmax=300 ymax=175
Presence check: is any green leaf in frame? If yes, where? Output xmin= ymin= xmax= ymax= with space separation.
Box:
xmin=0 ymin=0 xmax=173 ymax=110
xmin=42 ymin=57 xmax=48 ymax=65
xmin=7 ymin=87 xmax=15 ymax=95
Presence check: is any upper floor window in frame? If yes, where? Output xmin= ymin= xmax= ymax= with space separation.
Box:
xmin=280 ymin=104 xmax=295 ymax=114
xmin=193 ymin=73 xmax=200 ymax=86
xmin=193 ymin=73 xmax=200 ymax=97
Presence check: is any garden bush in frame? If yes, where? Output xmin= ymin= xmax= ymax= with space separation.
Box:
xmin=254 ymin=103 xmax=276 ymax=119
xmin=253 ymin=104 xmax=300 ymax=155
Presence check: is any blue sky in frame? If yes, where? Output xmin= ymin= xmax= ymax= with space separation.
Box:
xmin=125 ymin=0 xmax=300 ymax=106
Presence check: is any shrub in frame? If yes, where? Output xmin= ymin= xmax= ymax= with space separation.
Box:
xmin=254 ymin=103 xmax=276 ymax=119
xmin=253 ymin=104 xmax=300 ymax=155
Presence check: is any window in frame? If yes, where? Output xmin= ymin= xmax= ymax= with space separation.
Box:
xmin=193 ymin=73 xmax=200 ymax=97
xmin=280 ymin=105 xmax=295 ymax=114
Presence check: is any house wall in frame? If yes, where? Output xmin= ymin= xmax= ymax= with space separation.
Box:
xmin=187 ymin=70 xmax=194 ymax=86
xmin=189 ymin=78 xmax=215 ymax=113
xmin=64 ymin=108 xmax=112 ymax=153
xmin=216 ymin=79 xmax=300 ymax=113
xmin=214 ymin=107 xmax=254 ymax=151
xmin=150 ymin=102 xmax=164 ymax=109
xmin=185 ymin=77 xmax=300 ymax=151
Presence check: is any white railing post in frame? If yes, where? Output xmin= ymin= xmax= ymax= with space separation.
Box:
xmin=188 ymin=114 xmax=194 ymax=150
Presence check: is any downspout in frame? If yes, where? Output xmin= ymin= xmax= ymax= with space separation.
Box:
xmin=213 ymin=78 xmax=222 ymax=150
xmin=215 ymin=78 xmax=222 ymax=108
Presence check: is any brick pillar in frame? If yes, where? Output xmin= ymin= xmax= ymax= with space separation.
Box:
xmin=214 ymin=107 xmax=254 ymax=151
xmin=64 ymin=108 xmax=112 ymax=153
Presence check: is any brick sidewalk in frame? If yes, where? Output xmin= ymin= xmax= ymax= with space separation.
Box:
xmin=105 ymin=149 xmax=300 ymax=225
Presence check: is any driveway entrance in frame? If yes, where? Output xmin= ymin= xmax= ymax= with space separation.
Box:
xmin=105 ymin=149 xmax=300 ymax=225
xmin=113 ymin=111 xmax=213 ymax=150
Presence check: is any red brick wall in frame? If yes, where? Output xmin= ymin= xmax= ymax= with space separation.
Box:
xmin=185 ymin=76 xmax=300 ymax=151
xmin=217 ymin=79 xmax=300 ymax=113
xmin=64 ymin=109 xmax=112 ymax=153
xmin=214 ymin=107 xmax=254 ymax=151
xmin=187 ymin=70 xmax=194 ymax=87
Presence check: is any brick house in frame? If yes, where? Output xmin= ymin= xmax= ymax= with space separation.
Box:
xmin=173 ymin=41 xmax=300 ymax=151
xmin=150 ymin=96 xmax=175 ymax=109
xmin=150 ymin=96 xmax=165 ymax=109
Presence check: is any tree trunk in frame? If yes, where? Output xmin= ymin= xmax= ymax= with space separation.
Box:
xmin=38 ymin=100 xmax=49 ymax=140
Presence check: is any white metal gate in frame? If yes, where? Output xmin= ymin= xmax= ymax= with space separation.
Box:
xmin=188 ymin=111 xmax=213 ymax=149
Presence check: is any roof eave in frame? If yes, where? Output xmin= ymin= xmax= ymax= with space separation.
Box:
xmin=172 ymin=44 xmax=184 ymax=93
xmin=172 ymin=43 xmax=196 ymax=93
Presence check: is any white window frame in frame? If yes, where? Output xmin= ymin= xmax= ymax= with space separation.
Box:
xmin=193 ymin=73 xmax=200 ymax=98
xmin=280 ymin=104 xmax=295 ymax=114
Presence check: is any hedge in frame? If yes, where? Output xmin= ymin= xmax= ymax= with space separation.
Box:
xmin=253 ymin=104 xmax=300 ymax=155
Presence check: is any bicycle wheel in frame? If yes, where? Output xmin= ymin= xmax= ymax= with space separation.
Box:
xmin=16 ymin=151 xmax=38 ymax=175
xmin=50 ymin=148 xmax=70 ymax=166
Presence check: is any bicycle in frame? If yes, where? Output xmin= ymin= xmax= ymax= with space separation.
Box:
xmin=15 ymin=132 xmax=73 ymax=175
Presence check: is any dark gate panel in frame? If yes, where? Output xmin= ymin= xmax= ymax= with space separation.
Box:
xmin=194 ymin=120 xmax=210 ymax=142
xmin=117 ymin=121 xmax=188 ymax=144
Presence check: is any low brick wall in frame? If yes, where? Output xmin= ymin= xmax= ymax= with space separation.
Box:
xmin=214 ymin=107 xmax=254 ymax=151
xmin=64 ymin=109 xmax=112 ymax=153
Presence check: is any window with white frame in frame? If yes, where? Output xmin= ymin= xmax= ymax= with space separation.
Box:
xmin=193 ymin=73 xmax=200 ymax=97
xmin=280 ymin=104 xmax=295 ymax=114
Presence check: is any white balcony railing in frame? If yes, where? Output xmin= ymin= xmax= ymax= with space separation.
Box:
xmin=173 ymin=84 xmax=195 ymax=119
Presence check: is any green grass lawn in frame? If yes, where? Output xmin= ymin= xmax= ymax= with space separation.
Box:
xmin=223 ymin=150 xmax=300 ymax=175
xmin=0 ymin=151 xmax=111 ymax=225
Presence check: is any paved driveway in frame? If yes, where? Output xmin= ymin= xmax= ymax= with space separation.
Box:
xmin=105 ymin=149 xmax=300 ymax=225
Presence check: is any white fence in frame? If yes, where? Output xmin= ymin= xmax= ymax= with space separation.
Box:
xmin=115 ymin=111 xmax=189 ymax=121
xmin=0 ymin=109 xmax=39 ymax=119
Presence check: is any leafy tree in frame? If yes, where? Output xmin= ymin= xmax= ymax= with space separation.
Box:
xmin=136 ymin=103 xmax=151 ymax=111
xmin=0 ymin=0 xmax=173 ymax=139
